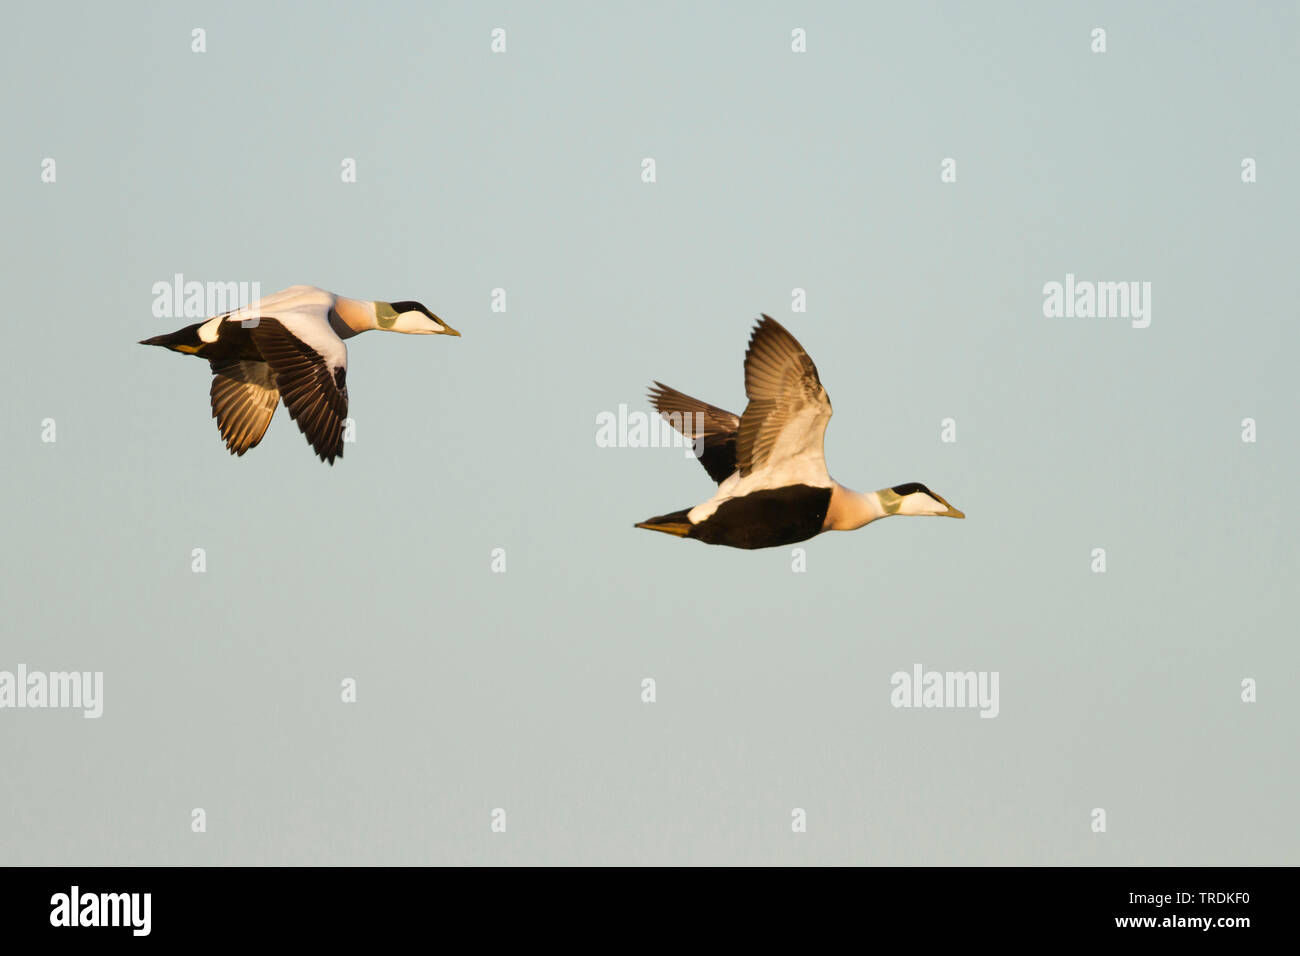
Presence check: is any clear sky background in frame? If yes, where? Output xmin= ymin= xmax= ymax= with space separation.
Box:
xmin=2 ymin=2 xmax=1296 ymax=865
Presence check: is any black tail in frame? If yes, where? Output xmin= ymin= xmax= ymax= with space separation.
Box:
xmin=139 ymin=322 xmax=204 ymax=352
xmin=634 ymin=507 xmax=694 ymax=538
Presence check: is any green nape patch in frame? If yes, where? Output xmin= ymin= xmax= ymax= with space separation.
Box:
xmin=878 ymin=489 xmax=902 ymax=515
xmin=375 ymin=302 xmax=398 ymax=329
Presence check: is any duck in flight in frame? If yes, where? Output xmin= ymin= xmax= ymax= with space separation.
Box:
xmin=140 ymin=284 xmax=459 ymax=463
xmin=635 ymin=316 xmax=964 ymax=549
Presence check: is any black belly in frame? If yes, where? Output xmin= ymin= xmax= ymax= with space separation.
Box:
xmin=200 ymin=324 xmax=264 ymax=363
xmin=690 ymin=484 xmax=832 ymax=550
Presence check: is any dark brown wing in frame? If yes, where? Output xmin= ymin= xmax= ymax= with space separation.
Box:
xmin=247 ymin=318 xmax=348 ymax=464
xmin=647 ymin=381 xmax=740 ymax=483
xmin=209 ymin=360 xmax=279 ymax=456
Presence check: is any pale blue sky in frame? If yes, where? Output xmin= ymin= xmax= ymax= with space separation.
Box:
xmin=1 ymin=1 xmax=1296 ymax=864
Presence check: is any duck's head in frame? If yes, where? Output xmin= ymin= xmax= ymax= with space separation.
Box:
xmin=882 ymin=482 xmax=965 ymax=519
xmin=377 ymin=301 xmax=460 ymax=336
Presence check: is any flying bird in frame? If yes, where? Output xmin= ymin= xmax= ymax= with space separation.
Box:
xmin=635 ymin=316 xmax=964 ymax=549
xmin=140 ymin=284 xmax=458 ymax=463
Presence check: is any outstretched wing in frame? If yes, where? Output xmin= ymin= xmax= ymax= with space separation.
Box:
xmin=247 ymin=317 xmax=348 ymax=464
xmin=209 ymin=359 xmax=279 ymax=455
xmin=647 ymin=381 xmax=740 ymax=483
xmin=734 ymin=316 xmax=832 ymax=481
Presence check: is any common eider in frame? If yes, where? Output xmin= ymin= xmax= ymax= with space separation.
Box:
xmin=636 ymin=316 xmax=964 ymax=549
xmin=140 ymin=285 xmax=459 ymax=463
